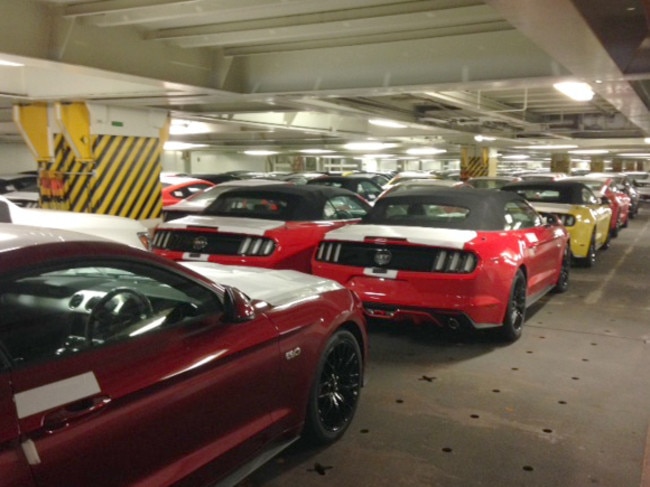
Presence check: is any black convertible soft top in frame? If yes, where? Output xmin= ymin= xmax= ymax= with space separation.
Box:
xmin=202 ymin=184 xmax=370 ymax=220
xmin=364 ymin=188 xmax=531 ymax=231
xmin=500 ymin=180 xmax=597 ymax=205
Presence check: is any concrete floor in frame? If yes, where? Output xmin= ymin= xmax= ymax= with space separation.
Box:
xmin=243 ymin=209 xmax=650 ymax=487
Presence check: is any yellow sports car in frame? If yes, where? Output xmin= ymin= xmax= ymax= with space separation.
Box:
xmin=502 ymin=181 xmax=612 ymax=267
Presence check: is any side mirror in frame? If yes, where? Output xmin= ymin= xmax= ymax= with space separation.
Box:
xmin=544 ymin=213 xmax=559 ymax=226
xmin=222 ymin=286 xmax=256 ymax=323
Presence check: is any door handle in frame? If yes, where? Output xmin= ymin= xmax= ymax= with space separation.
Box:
xmin=43 ymin=395 xmax=111 ymax=431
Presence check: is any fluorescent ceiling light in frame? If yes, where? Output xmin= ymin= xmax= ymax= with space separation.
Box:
xmin=343 ymin=142 xmax=397 ymax=151
xmin=406 ymin=147 xmax=447 ymax=155
xmin=299 ymin=149 xmax=334 ymax=154
xmin=369 ymin=119 xmax=407 ymax=129
xmin=617 ymin=152 xmax=650 ymax=158
xmin=170 ymin=119 xmax=212 ymax=135
xmin=244 ymin=150 xmax=278 ymax=156
xmin=361 ymin=153 xmax=394 ymax=158
xmin=474 ymin=135 xmax=496 ymax=142
xmin=553 ymin=81 xmax=594 ymax=101
xmin=163 ymin=141 xmax=207 ymax=151
xmin=0 ymin=59 xmax=23 ymax=67
xmin=644 ymin=137 xmax=650 ymax=144
xmin=514 ymin=144 xmax=578 ymax=150
xmin=501 ymin=154 xmax=530 ymax=160
xmin=568 ymin=149 xmax=609 ymax=155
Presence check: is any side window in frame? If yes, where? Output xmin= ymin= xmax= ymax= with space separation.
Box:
xmin=0 ymin=262 xmax=221 ymax=366
xmin=504 ymin=201 xmax=541 ymax=230
xmin=323 ymin=196 xmax=369 ymax=220
xmin=582 ymin=188 xmax=598 ymax=205
xmin=359 ymin=181 xmax=381 ymax=201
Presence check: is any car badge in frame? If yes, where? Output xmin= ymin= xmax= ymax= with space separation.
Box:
xmin=192 ymin=236 xmax=209 ymax=251
xmin=374 ymin=249 xmax=392 ymax=266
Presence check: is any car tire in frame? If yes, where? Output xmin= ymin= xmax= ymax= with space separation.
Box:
xmin=582 ymin=233 xmax=597 ymax=267
xmin=303 ymin=329 xmax=363 ymax=445
xmin=553 ymin=247 xmax=570 ymax=293
xmin=498 ymin=270 xmax=526 ymax=342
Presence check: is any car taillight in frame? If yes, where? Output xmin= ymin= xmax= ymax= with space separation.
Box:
xmin=238 ymin=237 xmax=275 ymax=256
xmin=431 ymin=250 xmax=477 ymax=273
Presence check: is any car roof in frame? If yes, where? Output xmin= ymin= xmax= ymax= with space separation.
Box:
xmin=366 ymin=188 xmax=528 ymax=230
xmin=204 ymin=183 xmax=370 ymax=220
xmin=501 ymin=180 xmax=594 ymax=204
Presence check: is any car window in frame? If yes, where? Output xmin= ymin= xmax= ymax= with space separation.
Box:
xmin=504 ymin=201 xmax=542 ymax=230
xmin=370 ymin=202 xmax=470 ymax=226
xmin=581 ymin=188 xmax=599 ymax=205
xmin=323 ymin=195 xmax=369 ymax=220
xmin=359 ymin=181 xmax=381 ymax=200
xmin=0 ymin=262 xmax=221 ymax=367
xmin=204 ymin=194 xmax=292 ymax=220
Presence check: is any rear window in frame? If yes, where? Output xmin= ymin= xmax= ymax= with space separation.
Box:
xmin=203 ymin=194 xmax=294 ymax=220
xmin=511 ymin=189 xmax=562 ymax=202
xmin=365 ymin=202 xmax=470 ymax=227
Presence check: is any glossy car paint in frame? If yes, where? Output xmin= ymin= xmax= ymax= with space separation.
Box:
xmin=312 ymin=189 xmax=568 ymax=332
xmin=0 ymin=196 xmax=150 ymax=248
xmin=152 ymin=185 xmax=372 ymax=273
xmin=566 ymin=176 xmax=631 ymax=234
xmin=160 ymin=176 xmax=215 ymax=206
xmin=0 ymin=224 xmax=367 ymax=487
xmin=502 ymin=181 xmax=612 ymax=260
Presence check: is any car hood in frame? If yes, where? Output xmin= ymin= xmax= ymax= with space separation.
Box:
xmin=180 ymin=261 xmax=343 ymax=307
xmin=157 ymin=215 xmax=286 ymax=236
xmin=321 ymin=224 xmax=477 ymax=250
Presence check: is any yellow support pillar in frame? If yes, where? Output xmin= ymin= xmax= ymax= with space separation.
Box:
xmin=460 ymin=146 xmax=489 ymax=181
xmin=550 ymin=153 xmax=571 ymax=175
xmin=590 ymin=156 xmax=605 ymax=173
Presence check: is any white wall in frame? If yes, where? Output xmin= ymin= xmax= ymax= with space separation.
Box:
xmin=160 ymin=150 xmax=267 ymax=174
xmin=0 ymin=142 xmax=37 ymax=173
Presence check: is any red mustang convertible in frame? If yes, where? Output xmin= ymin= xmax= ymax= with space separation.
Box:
xmin=0 ymin=224 xmax=367 ymax=487
xmin=152 ymin=185 xmax=371 ymax=272
xmin=312 ymin=188 xmax=570 ymax=342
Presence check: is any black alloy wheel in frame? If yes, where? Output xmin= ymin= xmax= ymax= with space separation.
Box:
xmin=498 ymin=270 xmax=527 ymax=342
xmin=304 ymin=329 xmax=362 ymax=444
xmin=582 ymin=233 xmax=597 ymax=267
xmin=553 ymin=247 xmax=570 ymax=293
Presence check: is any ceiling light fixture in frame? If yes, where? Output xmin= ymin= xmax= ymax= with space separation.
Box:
xmin=244 ymin=150 xmax=279 ymax=156
xmin=568 ymin=149 xmax=609 ymax=155
xmin=406 ymin=147 xmax=447 ymax=155
xmin=343 ymin=142 xmax=397 ymax=151
xmin=299 ymin=149 xmax=335 ymax=154
xmin=553 ymin=81 xmax=594 ymax=101
xmin=368 ymin=119 xmax=407 ymax=129
xmin=514 ymin=144 xmax=578 ymax=150
xmin=500 ymin=154 xmax=530 ymax=160
xmin=474 ymin=135 xmax=496 ymax=142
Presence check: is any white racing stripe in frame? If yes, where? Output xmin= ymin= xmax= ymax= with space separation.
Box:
xmin=322 ymin=224 xmax=477 ymax=250
xmin=160 ymin=216 xmax=285 ymax=236
xmin=14 ymin=371 xmax=101 ymax=419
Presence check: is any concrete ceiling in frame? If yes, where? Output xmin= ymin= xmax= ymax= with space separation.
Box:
xmin=1 ymin=0 xmax=650 ymax=165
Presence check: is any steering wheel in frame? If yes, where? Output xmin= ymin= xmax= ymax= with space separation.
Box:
xmin=86 ymin=288 xmax=154 ymax=343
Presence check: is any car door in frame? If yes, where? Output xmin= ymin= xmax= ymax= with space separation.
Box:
xmin=0 ymin=363 xmax=35 ymax=487
xmin=506 ymin=201 xmax=564 ymax=296
xmin=0 ymin=260 xmax=282 ymax=487
xmin=582 ymin=187 xmax=611 ymax=245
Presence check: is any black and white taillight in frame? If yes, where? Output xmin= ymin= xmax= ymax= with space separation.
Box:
xmin=238 ymin=237 xmax=275 ymax=256
xmin=431 ymin=250 xmax=477 ymax=273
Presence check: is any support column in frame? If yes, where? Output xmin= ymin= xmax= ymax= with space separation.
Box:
xmin=460 ymin=146 xmax=489 ymax=180
xmin=590 ymin=156 xmax=605 ymax=173
xmin=14 ymin=102 xmax=169 ymax=220
xmin=550 ymin=153 xmax=571 ymax=174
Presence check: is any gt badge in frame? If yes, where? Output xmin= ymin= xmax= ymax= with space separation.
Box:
xmin=192 ymin=236 xmax=208 ymax=251
xmin=374 ymin=249 xmax=392 ymax=266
